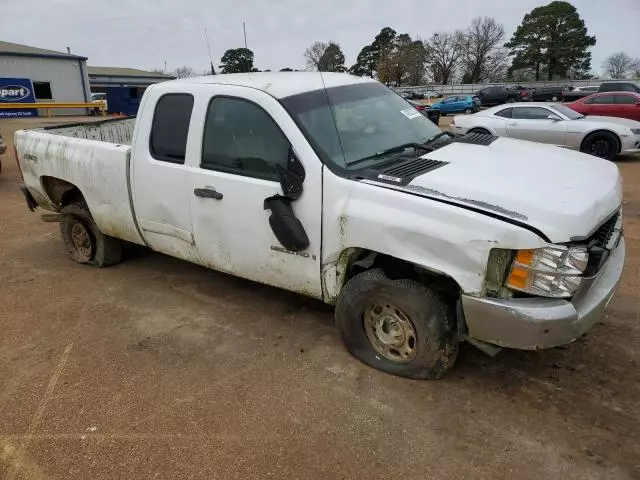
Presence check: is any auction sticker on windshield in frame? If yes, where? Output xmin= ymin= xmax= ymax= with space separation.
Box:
xmin=401 ymin=108 xmax=422 ymax=119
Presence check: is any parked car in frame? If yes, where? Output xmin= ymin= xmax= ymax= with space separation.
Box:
xmin=511 ymin=85 xmax=532 ymax=101
xmin=573 ymin=85 xmax=599 ymax=92
xmin=400 ymin=90 xmax=424 ymax=100
xmin=430 ymin=95 xmax=479 ymax=114
xmin=0 ymin=131 xmax=5 ymax=176
xmin=474 ymin=86 xmax=519 ymax=107
xmin=90 ymin=92 xmax=108 ymax=115
xmin=450 ymin=102 xmax=640 ymax=160
xmin=421 ymin=90 xmax=443 ymax=99
xmin=15 ymin=73 xmax=625 ymax=380
xmin=407 ymin=100 xmax=441 ymax=125
xmin=565 ymin=82 xmax=640 ymax=102
xmin=565 ymin=92 xmax=640 ymax=122
xmin=530 ymin=86 xmax=566 ymax=102
xmin=599 ymin=82 xmax=640 ymax=93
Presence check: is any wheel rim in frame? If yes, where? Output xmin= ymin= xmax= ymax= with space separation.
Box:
xmin=70 ymin=221 xmax=93 ymax=261
xmin=363 ymin=304 xmax=418 ymax=363
xmin=465 ymin=108 xmax=471 ymax=114
xmin=590 ymin=138 xmax=611 ymax=158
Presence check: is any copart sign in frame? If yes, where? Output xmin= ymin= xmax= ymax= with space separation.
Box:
xmin=0 ymin=78 xmax=38 ymax=118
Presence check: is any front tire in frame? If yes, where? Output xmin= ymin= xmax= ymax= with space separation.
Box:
xmin=60 ymin=202 xmax=122 ymax=267
xmin=580 ymin=132 xmax=619 ymax=160
xmin=464 ymin=108 xmax=472 ymax=114
xmin=335 ymin=269 xmax=458 ymax=380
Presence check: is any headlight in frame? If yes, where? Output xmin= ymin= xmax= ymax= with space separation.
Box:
xmin=631 ymin=128 xmax=640 ymax=135
xmin=505 ymin=246 xmax=588 ymax=298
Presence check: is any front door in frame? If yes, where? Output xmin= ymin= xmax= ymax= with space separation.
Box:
xmin=505 ymin=106 xmax=568 ymax=145
xmin=186 ymin=86 xmax=323 ymax=298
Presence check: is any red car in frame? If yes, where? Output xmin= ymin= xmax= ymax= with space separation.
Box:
xmin=566 ymin=91 xmax=640 ymax=121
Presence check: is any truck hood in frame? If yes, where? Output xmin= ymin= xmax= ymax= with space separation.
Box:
xmin=386 ymin=137 xmax=622 ymax=243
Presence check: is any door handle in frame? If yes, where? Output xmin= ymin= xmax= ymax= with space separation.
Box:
xmin=508 ymin=122 xmax=518 ymax=126
xmin=194 ymin=187 xmax=223 ymax=200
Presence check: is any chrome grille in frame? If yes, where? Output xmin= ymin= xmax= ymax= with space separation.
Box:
xmin=591 ymin=212 xmax=622 ymax=250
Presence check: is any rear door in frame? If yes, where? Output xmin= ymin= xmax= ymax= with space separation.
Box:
xmin=185 ymin=85 xmax=323 ymax=298
xmin=131 ymin=91 xmax=202 ymax=263
xmin=614 ymin=94 xmax=640 ymax=121
xmin=584 ymin=94 xmax=617 ymax=117
xmin=505 ymin=106 xmax=567 ymax=145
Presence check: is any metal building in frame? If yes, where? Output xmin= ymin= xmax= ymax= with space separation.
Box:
xmin=88 ymin=67 xmax=174 ymax=116
xmin=0 ymin=41 xmax=91 ymax=116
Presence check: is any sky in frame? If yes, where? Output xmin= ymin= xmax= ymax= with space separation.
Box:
xmin=2 ymin=0 xmax=639 ymax=76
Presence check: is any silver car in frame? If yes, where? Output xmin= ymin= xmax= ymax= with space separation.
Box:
xmin=451 ymin=102 xmax=640 ymax=160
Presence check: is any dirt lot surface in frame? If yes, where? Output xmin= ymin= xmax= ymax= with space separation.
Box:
xmin=1 ymin=116 xmax=639 ymax=479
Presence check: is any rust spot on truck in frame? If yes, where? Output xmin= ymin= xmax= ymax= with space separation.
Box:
xmin=402 ymin=185 xmax=528 ymax=221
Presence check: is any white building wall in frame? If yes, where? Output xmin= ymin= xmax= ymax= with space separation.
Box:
xmin=0 ymin=55 xmax=91 ymax=115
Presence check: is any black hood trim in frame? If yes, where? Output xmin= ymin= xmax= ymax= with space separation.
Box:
xmin=364 ymin=181 xmax=551 ymax=243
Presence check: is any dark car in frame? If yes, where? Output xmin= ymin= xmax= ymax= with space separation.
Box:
xmin=598 ymin=82 xmax=640 ymax=93
xmin=407 ymin=100 xmax=441 ymax=125
xmin=530 ymin=86 xmax=566 ymax=102
xmin=474 ymin=86 xmax=519 ymax=107
xmin=401 ymin=90 xmax=425 ymax=100
xmin=511 ymin=85 xmax=532 ymax=101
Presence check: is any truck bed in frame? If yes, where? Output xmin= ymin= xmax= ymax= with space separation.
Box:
xmin=15 ymin=117 xmax=145 ymax=245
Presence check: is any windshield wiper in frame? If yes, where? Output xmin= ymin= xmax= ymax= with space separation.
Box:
xmin=424 ymin=131 xmax=451 ymax=144
xmin=348 ymin=142 xmax=431 ymax=167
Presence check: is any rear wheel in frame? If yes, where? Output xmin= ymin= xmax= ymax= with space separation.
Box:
xmin=551 ymin=95 xmax=559 ymax=102
xmin=60 ymin=202 xmax=122 ymax=267
xmin=335 ymin=269 xmax=458 ymax=380
xmin=464 ymin=108 xmax=472 ymax=114
xmin=580 ymin=131 xmax=619 ymax=160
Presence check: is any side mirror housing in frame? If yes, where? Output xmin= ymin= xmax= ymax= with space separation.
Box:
xmin=263 ymin=195 xmax=309 ymax=252
xmin=276 ymin=148 xmax=305 ymax=201
xmin=547 ymin=115 xmax=561 ymax=121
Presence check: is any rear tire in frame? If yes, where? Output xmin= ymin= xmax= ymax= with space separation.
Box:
xmin=60 ymin=202 xmax=122 ymax=267
xmin=580 ymin=131 xmax=619 ymax=160
xmin=464 ymin=108 xmax=472 ymax=114
xmin=551 ymin=95 xmax=559 ymax=102
xmin=335 ymin=269 xmax=458 ymax=380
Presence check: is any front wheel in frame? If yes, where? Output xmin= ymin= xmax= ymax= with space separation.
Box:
xmin=551 ymin=95 xmax=559 ymax=102
xmin=60 ymin=202 xmax=123 ymax=267
xmin=335 ymin=269 xmax=458 ymax=380
xmin=464 ymin=108 xmax=472 ymax=114
xmin=580 ymin=132 xmax=619 ymax=160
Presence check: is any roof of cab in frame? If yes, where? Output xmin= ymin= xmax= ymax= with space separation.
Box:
xmin=164 ymin=72 xmax=377 ymax=99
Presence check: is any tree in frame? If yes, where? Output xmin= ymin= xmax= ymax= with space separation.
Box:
xmin=280 ymin=68 xmax=294 ymax=72
xmin=424 ymin=31 xmax=464 ymax=84
xmin=219 ymin=48 xmax=254 ymax=73
xmin=632 ymin=60 xmax=640 ymax=79
xmin=460 ymin=17 xmax=506 ymax=84
xmin=506 ymin=1 xmax=596 ymax=80
xmin=174 ymin=66 xmax=196 ymax=78
xmin=350 ymin=45 xmax=376 ymax=77
xmin=304 ymin=41 xmax=329 ymax=70
xmin=349 ymin=27 xmax=397 ymax=78
xmin=319 ymin=43 xmax=346 ymax=72
xmin=602 ymin=52 xmax=634 ymax=79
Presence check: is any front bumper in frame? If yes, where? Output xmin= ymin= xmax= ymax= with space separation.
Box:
xmin=461 ymin=237 xmax=625 ymax=350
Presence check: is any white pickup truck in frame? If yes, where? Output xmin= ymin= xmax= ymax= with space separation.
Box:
xmin=15 ymin=73 xmax=625 ymax=380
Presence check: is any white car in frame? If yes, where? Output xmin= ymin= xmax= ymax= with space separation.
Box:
xmin=451 ymin=102 xmax=640 ymax=160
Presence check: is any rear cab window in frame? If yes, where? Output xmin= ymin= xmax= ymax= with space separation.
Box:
xmin=494 ymin=107 xmax=512 ymax=118
xmin=149 ymin=94 xmax=194 ymax=164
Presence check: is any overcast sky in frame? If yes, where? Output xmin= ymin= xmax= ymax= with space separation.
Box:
xmin=2 ymin=0 xmax=639 ymax=76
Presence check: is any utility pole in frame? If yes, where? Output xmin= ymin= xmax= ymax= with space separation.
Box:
xmin=164 ymin=60 xmax=167 ymax=74
xmin=243 ymin=22 xmax=247 ymax=49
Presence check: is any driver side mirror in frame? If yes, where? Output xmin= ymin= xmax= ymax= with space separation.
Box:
xmin=276 ymin=147 xmax=305 ymax=201
xmin=547 ymin=114 xmax=561 ymax=121
xmin=264 ymin=148 xmax=310 ymax=252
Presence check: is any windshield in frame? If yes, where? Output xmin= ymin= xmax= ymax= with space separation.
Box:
xmin=553 ymin=104 xmax=584 ymax=120
xmin=281 ymin=82 xmax=442 ymax=170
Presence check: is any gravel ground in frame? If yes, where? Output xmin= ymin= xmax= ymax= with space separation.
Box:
xmin=1 ymin=116 xmax=639 ymax=480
